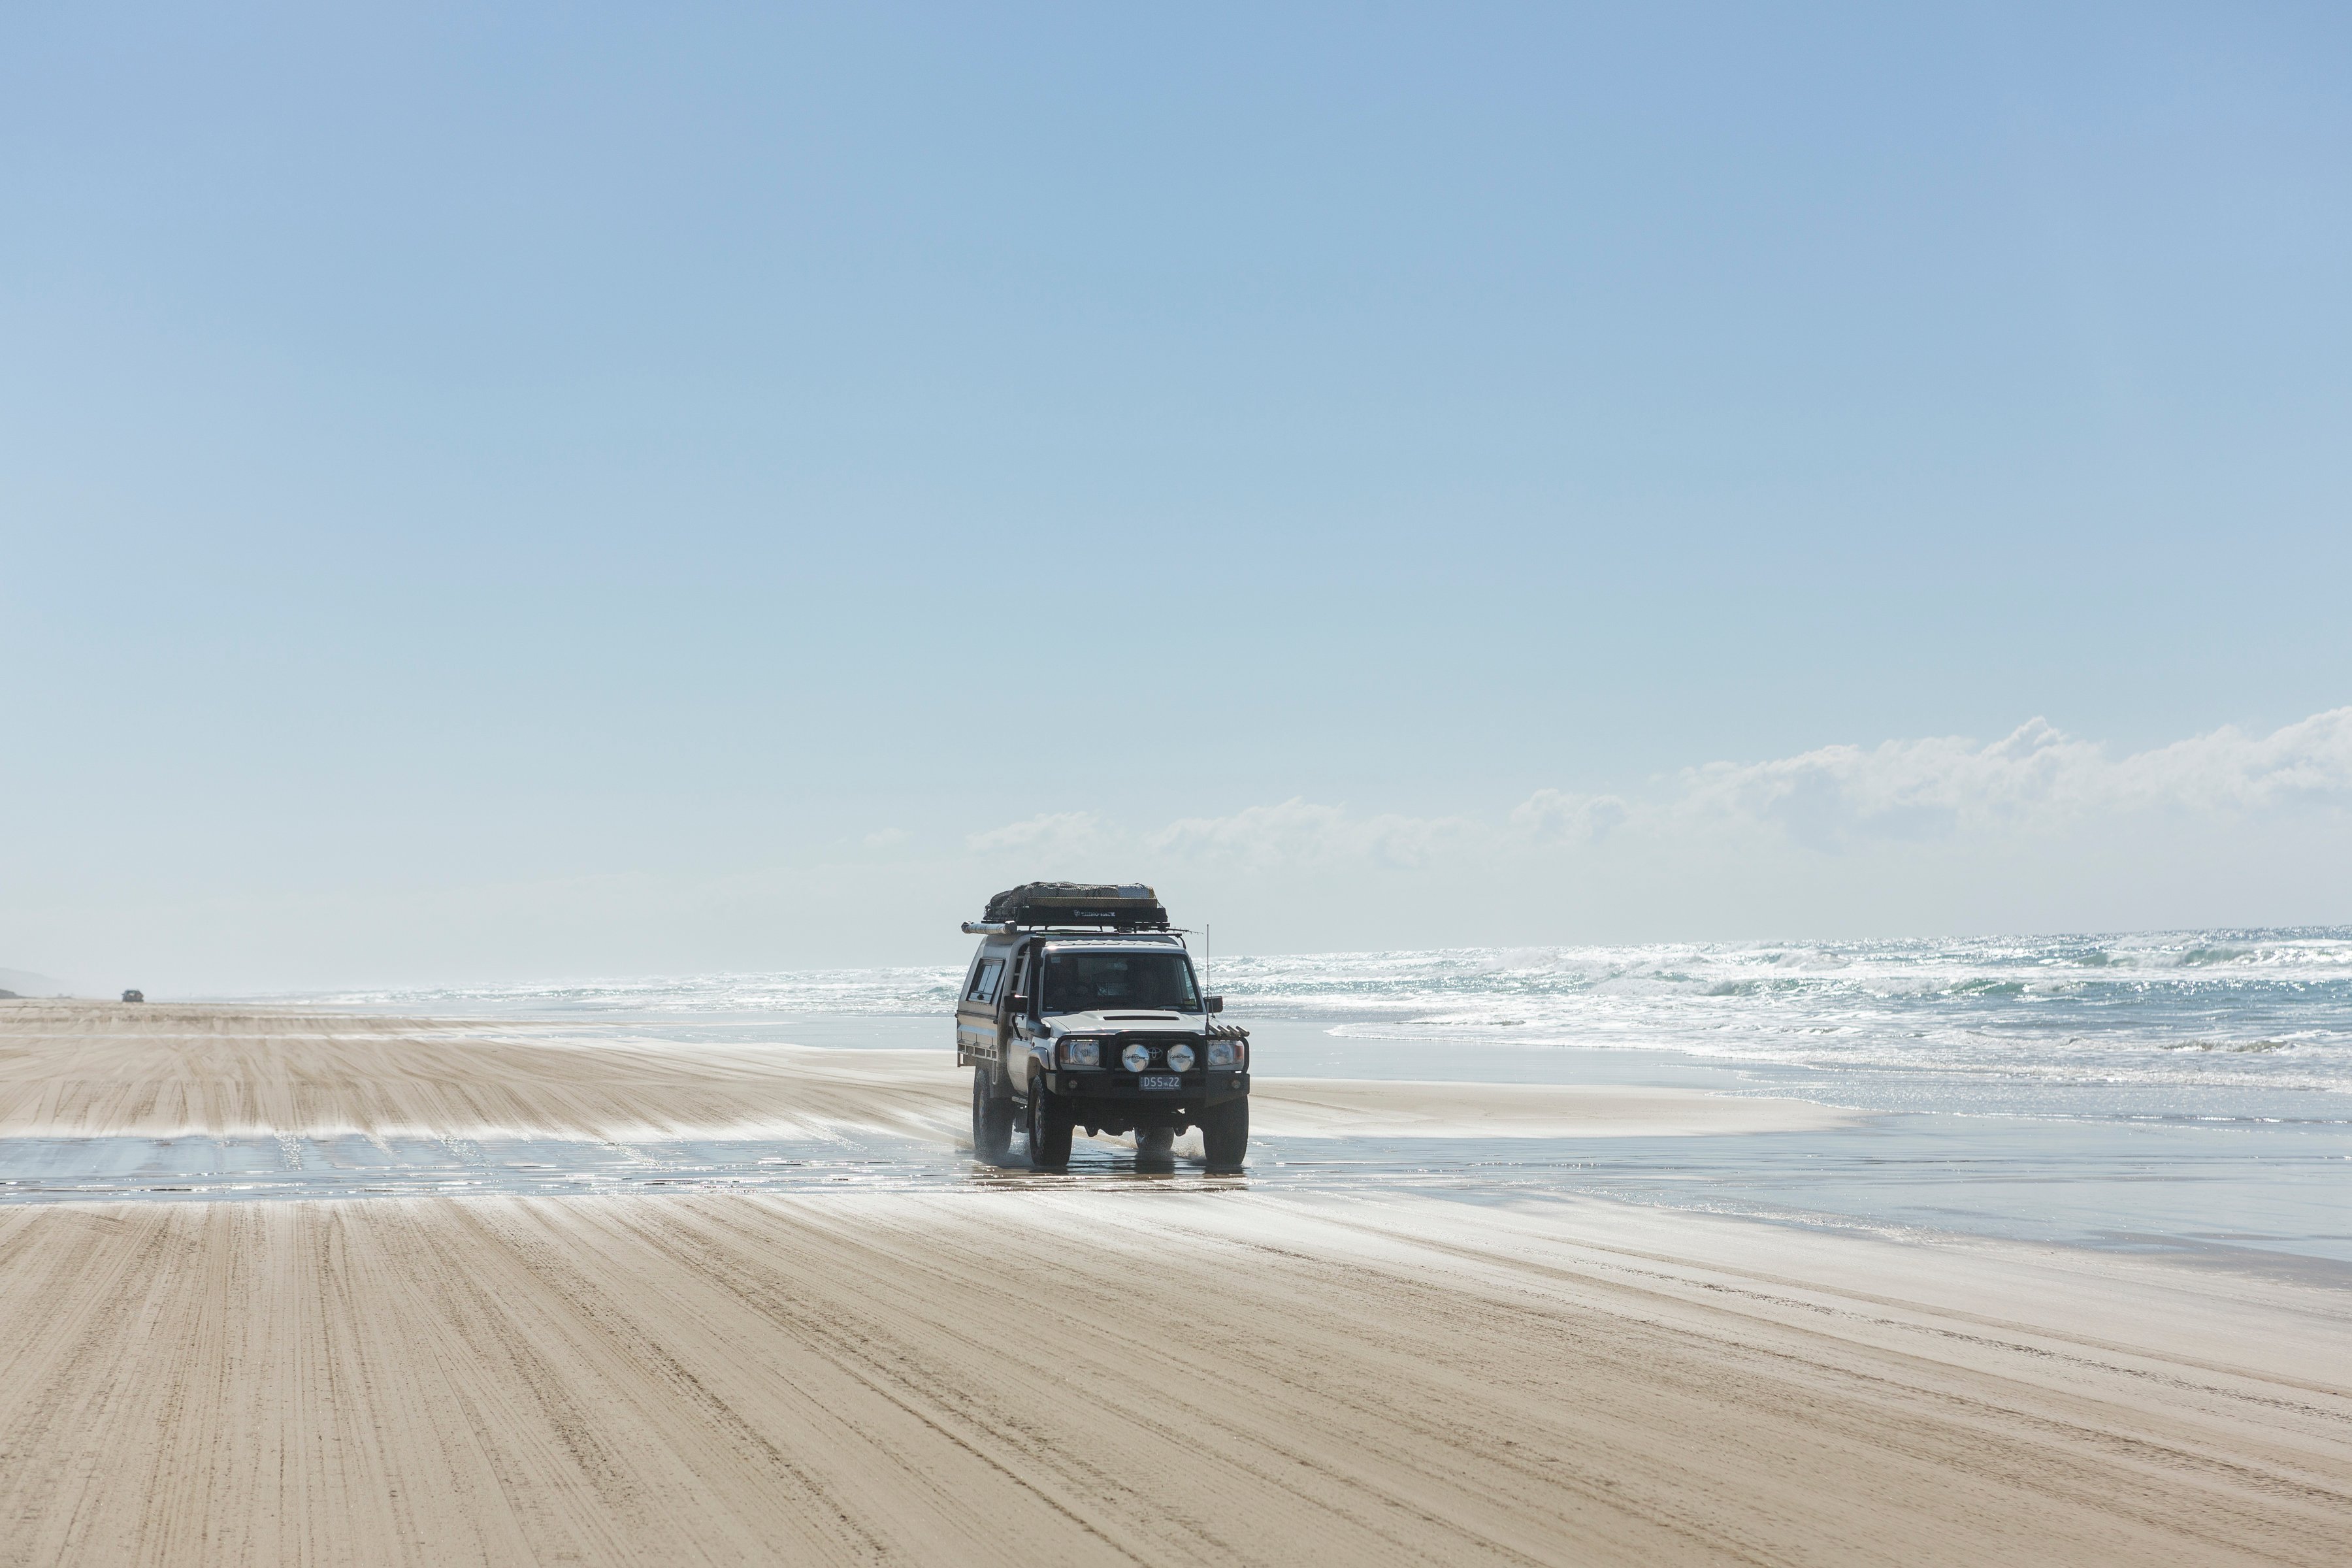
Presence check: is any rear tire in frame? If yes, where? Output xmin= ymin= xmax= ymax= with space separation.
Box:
xmin=1200 ymin=1098 xmax=1248 ymax=1171
xmin=1134 ymin=1126 xmax=1175 ymax=1163
xmin=1026 ymin=1082 xmax=1073 ymax=1170
xmin=972 ymin=1066 xmax=1013 ymax=1163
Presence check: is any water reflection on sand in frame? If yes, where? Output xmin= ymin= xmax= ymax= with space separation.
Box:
xmin=6 ymin=1109 xmax=2347 ymax=1285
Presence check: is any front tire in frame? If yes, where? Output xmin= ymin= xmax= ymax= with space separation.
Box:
xmin=972 ymin=1066 xmax=1013 ymax=1163
xmin=1200 ymin=1098 xmax=1248 ymax=1171
xmin=1026 ymin=1082 xmax=1073 ymax=1170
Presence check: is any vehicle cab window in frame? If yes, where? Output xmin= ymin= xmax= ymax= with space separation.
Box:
xmin=966 ymin=958 xmax=1005 ymax=1005
xmin=1039 ymin=949 xmax=1200 ymax=1014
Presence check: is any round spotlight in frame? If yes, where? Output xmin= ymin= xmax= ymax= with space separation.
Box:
xmin=1166 ymin=1042 xmax=1197 ymax=1072
xmin=1121 ymin=1041 xmax=1153 ymax=1073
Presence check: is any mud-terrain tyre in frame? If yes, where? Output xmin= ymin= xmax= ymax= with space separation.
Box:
xmin=972 ymin=1066 xmax=1013 ymax=1163
xmin=1200 ymin=1098 xmax=1248 ymax=1171
xmin=1134 ymin=1126 xmax=1175 ymax=1162
xmin=1026 ymin=1083 xmax=1073 ymax=1170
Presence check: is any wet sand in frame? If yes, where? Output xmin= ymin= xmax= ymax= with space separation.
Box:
xmin=1 ymin=1001 xmax=2346 ymax=1566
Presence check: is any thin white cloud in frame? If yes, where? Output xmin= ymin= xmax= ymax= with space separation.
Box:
xmin=1147 ymin=798 xmax=1480 ymax=870
xmin=1509 ymin=790 xmax=1630 ymax=847
xmin=965 ymin=811 xmax=1111 ymax=857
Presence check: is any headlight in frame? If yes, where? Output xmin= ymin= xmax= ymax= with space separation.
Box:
xmin=1166 ymin=1042 xmax=1196 ymax=1072
xmin=1120 ymin=1041 xmax=1152 ymax=1072
xmin=1059 ymin=1037 xmax=1101 ymax=1068
xmin=1207 ymin=1039 xmax=1243 ymax=1068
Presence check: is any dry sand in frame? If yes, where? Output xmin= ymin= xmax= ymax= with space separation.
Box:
xmin=0 ymin=1000 xmax=2346 ymax=1566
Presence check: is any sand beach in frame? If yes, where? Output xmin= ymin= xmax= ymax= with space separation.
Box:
xmin=0 ymin=1000 xmax=2345 ymax=1566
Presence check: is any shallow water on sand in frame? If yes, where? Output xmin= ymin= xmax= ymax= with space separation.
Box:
xmin=6 ymin=1011 xmax=2345 ymax=1282
xmin=5 ymin=1116 xmax=2344 ymax=1280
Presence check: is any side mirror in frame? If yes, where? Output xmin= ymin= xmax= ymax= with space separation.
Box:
xmin=1205 ymin=996 xmax=1224 ymax=1013
xmin=1006 ymin=993 xmax=1029 ymax=1015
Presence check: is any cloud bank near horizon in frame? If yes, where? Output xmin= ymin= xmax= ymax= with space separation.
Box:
xmin=967 ymin=707 xmax=2352 ymax=872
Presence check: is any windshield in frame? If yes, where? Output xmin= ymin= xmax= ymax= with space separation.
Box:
xmin=1038 ymin=949 xmax=1200 ymax=1014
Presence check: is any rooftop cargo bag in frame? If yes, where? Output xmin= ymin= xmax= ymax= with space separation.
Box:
xmin=983 ymin=882 xmax=1168 ymax=928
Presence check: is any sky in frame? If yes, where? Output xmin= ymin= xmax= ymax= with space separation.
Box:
xmin=3 ymin=2 xmax=2349 ymax=992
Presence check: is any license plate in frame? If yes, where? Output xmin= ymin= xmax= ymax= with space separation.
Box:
xmin=1139 ymin=1073 xmax=1181 ymax=1091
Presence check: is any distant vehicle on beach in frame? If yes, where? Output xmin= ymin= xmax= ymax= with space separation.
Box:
xmin=121 ymin=989 xmax=144 ymax=1004
xmin=957 ymin=882 xmax=1250 ymax=1171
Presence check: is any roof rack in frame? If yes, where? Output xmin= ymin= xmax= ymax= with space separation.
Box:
xmin=962 ymin=923 xmax=1186 ymax=938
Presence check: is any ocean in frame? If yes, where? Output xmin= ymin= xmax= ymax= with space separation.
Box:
xmin=315 ymin=925 xmax=2352 ymax=1104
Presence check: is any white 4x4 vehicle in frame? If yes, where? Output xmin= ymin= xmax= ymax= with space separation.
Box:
xmin=956 ymin=883 xmax=1250 ymax=1171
